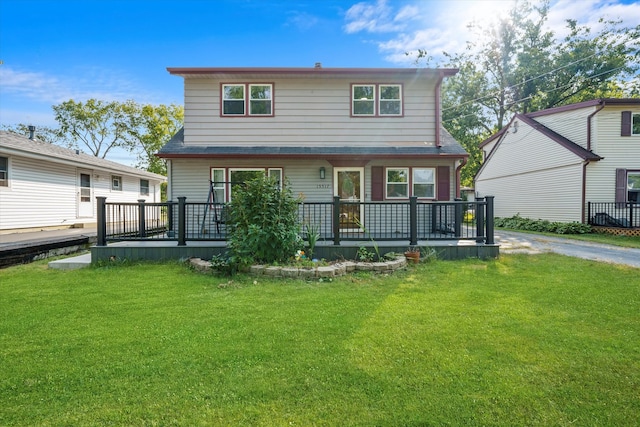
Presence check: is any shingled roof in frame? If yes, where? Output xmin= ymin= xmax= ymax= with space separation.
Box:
xmin=0 ymin=131 xmax=166 ymax=180
xmin=157 ymin=127 xmax=467 ymax=159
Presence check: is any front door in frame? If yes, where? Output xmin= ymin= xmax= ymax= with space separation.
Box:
xmin=334 ymin=167 xmax=363 ymax=230
xmin=78 ymin=170 xmax=93 ymax=218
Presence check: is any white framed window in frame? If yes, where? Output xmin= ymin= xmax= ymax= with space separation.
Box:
xmin=386 ymin=168 xmax=409 ymax=198
xmin=140 ymin=179 xmax=150 ymax=196
xmin=633 ymin=113 xmax=640 ymax=135
xmin=222 ymin=84 xmax=245 ymax=115
xmin=379 ymin=84 xmax=402 ymax=116
xmin=210 ymin=168 xmax=226 ymax=203
xmin=268 ymin=168 xmax=283 ymax=189
xmin=351 ymin=83 xmax=403 ymax=116
xmin=352 ymin=84 xmax=375 ymax=116
xmin=222 ymin=83 xmax=273 ymax=116
xmin=229 ymin=168 xmax=265 ymax=199
xmin=249 ymin=84 xmax=272 ymax=115
xmin=111 ymin=175 xmax=122 ymax=191
xmin=413 ymin=168 xmax=435 ymax=198
xmin=0 ymin=156 xmax=8 ymax=187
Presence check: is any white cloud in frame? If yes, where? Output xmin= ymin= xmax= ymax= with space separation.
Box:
xmin=344 ymin=0 xmax=640 ymax=66
xmin=286 ymin=11 xmax=320 ymax=31
xmin=344 ymin=0 xmax=409 ymax=33
xmin=0 ymin=66 xmax=153 ymax=105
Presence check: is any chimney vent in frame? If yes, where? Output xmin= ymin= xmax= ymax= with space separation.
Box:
xmin=28 ymin=125 xmax=35 ymax=140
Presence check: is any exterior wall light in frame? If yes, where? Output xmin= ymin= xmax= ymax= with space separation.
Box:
xmin=319 ymin=167 xmax=326 ymax=179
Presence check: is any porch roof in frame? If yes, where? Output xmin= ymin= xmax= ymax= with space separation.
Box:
xmin=157 ymin=127 xmax=468 ymax=159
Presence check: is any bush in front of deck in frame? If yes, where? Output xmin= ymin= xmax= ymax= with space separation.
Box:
xmin=227 ymin=176 xmax=301 ymax=267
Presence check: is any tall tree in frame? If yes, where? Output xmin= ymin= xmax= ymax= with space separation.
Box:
xmin=434 ymin=0 xmax=639 ymax=185
xmin=53 ymin=99 xmax=136 ymax=158
xmin=122 ymin=103 xmax=183 ymax=175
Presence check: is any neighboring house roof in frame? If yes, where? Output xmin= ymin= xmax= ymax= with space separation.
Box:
xmin=157 ymin=127 xmax=468 ymax=159
xmin=0 ymin=131 xmax=166 ymax=181
xmin=525 ymin=98 xmax=640 ymax=119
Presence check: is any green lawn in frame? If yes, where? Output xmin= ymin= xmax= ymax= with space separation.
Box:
xmin=1 ymin=256 xmax=639 ymax=426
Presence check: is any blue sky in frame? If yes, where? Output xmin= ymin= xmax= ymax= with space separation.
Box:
xmin=1 ymin=0 xmax=639 ymax=164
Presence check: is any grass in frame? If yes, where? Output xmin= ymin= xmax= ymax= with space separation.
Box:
xmin=497 ymin=228 xmax=640 ymax=249
xmin=1 ymin=256 xmax=639 ymax=425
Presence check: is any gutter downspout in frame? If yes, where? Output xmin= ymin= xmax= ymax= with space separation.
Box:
xmin=435 ymin=71 xmax=444 ymax=148
xmin=583 ymin=101 xmax=605 ymax=223
xmin=455 ymin=157 xmax=467 ymax=199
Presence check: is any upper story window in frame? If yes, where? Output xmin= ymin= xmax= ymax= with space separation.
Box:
xmin=621 ymin=111 xmax=640 ymax=136
xmin=0 ymin=156 xmax=8 ymax=187
xmin=140 ymin=179 xmax=150 ymax=196
xmin=111 ymin=175 xmax=122 ymax=191
xmin=222 ymin=83 xmax=273 ymax=116
xmin=352 ymin=84 xmax=402 ymax=117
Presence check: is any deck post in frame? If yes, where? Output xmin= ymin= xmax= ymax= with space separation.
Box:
xmin=409 ymin=196 xmax=418 ymax=246
xmin=138 ymin=199 xmax=146 ymax=238
xmin=333 ymin=196 xmax=341 ymax=246
xmin=166 ymin=200 xmax=175 ymax=238
xmin=178 ymin=197 xmax=186 ymax=246
xmin=475 ymin=197 xmax=485 ymax=243
xmin=96 ymin=196 xmax=107 ymax=246
xmin=587 ymin=202 xmax=591 ymax=225
xmin=454 ymin=198 xmax=463 ymax=237
xmin=485 ymin=195 xmax=495 ymax=245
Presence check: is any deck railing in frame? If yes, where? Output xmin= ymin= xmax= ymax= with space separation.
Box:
xmin=587 ymin=202 xmax=640 ymax=228
xmin=96 ymin=196 xmax=495 ymax=247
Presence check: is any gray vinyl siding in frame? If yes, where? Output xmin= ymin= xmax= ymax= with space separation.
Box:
xmin=182 ymin=77 xmax=439 ymax=147
xmin=169 ymin=157 xmax=459 ymax=203
xmin=0 ymin=154 xmax=162 ymax=231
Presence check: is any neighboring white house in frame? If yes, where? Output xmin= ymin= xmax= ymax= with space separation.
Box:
xmin=157 ymin=66 xmax=468 ymax=232
xmin=475 ymin=98 xmax=640 ymax=223
xmin=0 ymin=130 xmax=166 ymax=232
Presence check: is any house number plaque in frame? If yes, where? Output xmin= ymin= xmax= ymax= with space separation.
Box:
xmin=316 ymin=184 xmax=331 ymax=189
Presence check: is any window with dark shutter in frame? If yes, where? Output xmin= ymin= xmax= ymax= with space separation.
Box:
xmin=621 ymin=111 xmax=632 ymax=136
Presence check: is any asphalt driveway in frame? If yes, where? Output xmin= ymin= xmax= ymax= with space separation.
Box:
xmin=497 ymin=230 xmax=640 ymax=268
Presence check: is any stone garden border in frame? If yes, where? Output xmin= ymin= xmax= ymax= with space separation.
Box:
xmin=189 ymin=255 xmax=407 ymax=278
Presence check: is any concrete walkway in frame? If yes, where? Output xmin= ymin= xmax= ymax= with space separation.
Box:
xmin=498 ymin=230 xmax=640 ymax=268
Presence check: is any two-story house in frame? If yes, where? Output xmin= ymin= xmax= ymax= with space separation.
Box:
xmin=157 ymin=66 xmax=468 ymax=232
xmin=475 ymin=99 xmax=640 ymax=226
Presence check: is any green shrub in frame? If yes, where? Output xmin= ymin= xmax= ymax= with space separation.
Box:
xmin=495 ymin=214 xmax=592 ymax=234
xmin=227 ymin=176 xmax=301 ymax=267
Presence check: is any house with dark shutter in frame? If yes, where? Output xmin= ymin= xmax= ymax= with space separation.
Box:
xmin=157 ymin=66 xmax=468 ymax=231
xmin=475 ymin=99 xmax=640 ymax=228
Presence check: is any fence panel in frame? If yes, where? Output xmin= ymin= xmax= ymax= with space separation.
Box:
xmin=588 ymin=202 xmax=639 ymax=228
